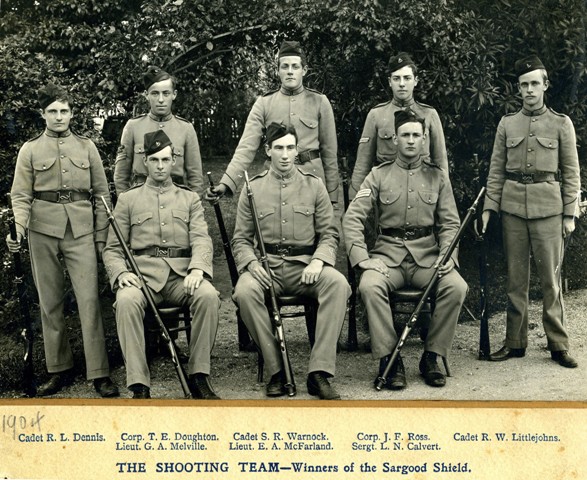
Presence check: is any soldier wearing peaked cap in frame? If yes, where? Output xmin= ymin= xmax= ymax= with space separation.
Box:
xmin=481 ymin=55 xmax=581 ymax=368
xmin=114 ymin=66 xmax=204 ymax=195
xmin=103 ymin=130 xmax=221 ymax=399
xmin=231 ymin=123 xmax=350 ymax=400
xmin=343 ymin=110 xmax=467 ymax=390
xmin=350 ymin=52 xmax=448 ymax=198
xmin=207 ymin=40 xmax=340 ymax=204
xmin=6 ymin=83 xmax=118 ymax=398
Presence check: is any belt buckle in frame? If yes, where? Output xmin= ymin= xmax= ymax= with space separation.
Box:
xmin=403 ymin=229 xmax=415 ymax=240
xmin=276 ymin=247 xmax=289 ymax=256
xmin=521 ymin=174 xmax=534 ymax=184
xmin=59 ymin=191 xmax=72 ymax=202
xmin=156 ymin=247 xmax=170 ymax=257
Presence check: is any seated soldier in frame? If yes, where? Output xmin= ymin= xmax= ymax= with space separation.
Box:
xmin=343 ymin=110 xmax=467 ymax=389
xmin=103 ymin=130 xmax=220 ymax=399
xmin=232 ymin=123 xmax=350 ymax=400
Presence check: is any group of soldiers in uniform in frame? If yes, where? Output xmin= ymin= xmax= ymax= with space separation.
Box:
xmin=6 ymin=40 xmax=580 ymax=400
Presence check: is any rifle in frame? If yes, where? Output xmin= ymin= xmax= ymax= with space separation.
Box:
xmin=375 ymin=187 xmax=486 ymax=390
xmin=340 ymin=157 xmax=358 ymax=350
xmin=99 ymin=196 xmax=192 ymax=398
xmin=6 ymin=194 xmax=36 ymax=397
xmin=473 ymin=154 xmax=491 ymax=360
xmin=206 ymin=172 xmax=252 ymax=351
xmin=243 ymin=172 xmax=296 ymax=396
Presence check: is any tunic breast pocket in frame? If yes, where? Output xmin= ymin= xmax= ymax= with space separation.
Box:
xmin=32 ymin=157 xmax=57 ymax=187
xmin=172 ymin=146 xmax=185 ymax=166
xmin=299 ymin=117 xmax=319 ymax=141
xmin=535 ymin=137 xmax=559 ymax=172
xmin=417 ymin=190 xmax=438 ymax=225
xmin=172 ymin=209 xmax=189 ymax=244
xmin=379 ymin=189 xmax=401 ymax=206
xmin=505 ymin=136 xmax=525 ymax=170
xmin=130 ymin=211 xmax=154 ymax=245
xmin=257 ymin=206 xmax=276 ymax=241
xmin=377 ymin=128 xmax=396 ymax=154
xmin=69 ymin=156 xmax=91 ymax=190
xmin=292 ymin=205 xmax=315 ymax=240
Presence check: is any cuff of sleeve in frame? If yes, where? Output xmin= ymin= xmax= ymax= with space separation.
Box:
xmin=188 ymin=261 xmax=213 ymax=280
xmin=483 ymin=197 xmax=500 ymax=212
xmin=220 ymin=173 xmax=238 ymax=196
xmin=349 ymin=245 xmax=370 ymax=268
xmin=312 ymin=250 xmax=335 ymax=267
xmin=235 ymin=253 xmax=258 ymax=273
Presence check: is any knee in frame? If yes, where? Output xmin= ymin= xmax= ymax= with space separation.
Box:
xmin=439 ymin=272 xmax=468 ymax=301
xmin=320 ymin=268 xmax=351 ymax=296
xmin=233 ymin=273 xmax=264 ymax=304
xmin=358 ymin=271 xmax=385 ymax=299
xmin=188 ymin=280 xmax=220 ymax=311
xmin=115 ymin=286 xmax=144 ymax=312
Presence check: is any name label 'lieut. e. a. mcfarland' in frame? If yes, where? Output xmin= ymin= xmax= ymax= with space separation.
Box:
xmin=281 ymin=432 xmax=332 ymax=451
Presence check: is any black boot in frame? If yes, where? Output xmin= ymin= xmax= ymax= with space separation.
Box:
xmin=376 ymin=354 xmax=406 ymax=390
xmin=190 ymin=373 xmax=221 ymax=400
xmin=419 ymin=351 xmax=446 ymax=387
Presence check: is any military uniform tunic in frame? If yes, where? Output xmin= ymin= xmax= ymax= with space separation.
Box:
xmin=231 ymin=168 xmax=350 ymax=377
xmin=220 ymin=85 xmax=340 ymax=202
xmin=343 ymin=157 xmax=467 ymax=359
xmin=484 ymin=105 xmax=580 ymax=351
xmin=114 ymin=112 xmax=204 ymax=195
xmin=350 ymin=98 xmax=447 ymax=197
xmin=10 ymin=129 xmax=111 ymax=379
xmin=103 ymin=180 xmax=219 ymax=387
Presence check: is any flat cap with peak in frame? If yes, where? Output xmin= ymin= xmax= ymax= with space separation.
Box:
xmin=143 ymin=65 xmax=172 ymax=90
xmin=144 ymin=130 xmax=172 ymax=156
xmin=388 ymin=52 xmax=415 ymax=73
xmin=38 ymin=83 xmax=69 ymax=109
xmin=514 ymin=55 xmax=546 ymax=77
xmin=278 ymin=40 xmax=306 ymax=62
xmin=394 ymin=109 xmax=425 ymax=132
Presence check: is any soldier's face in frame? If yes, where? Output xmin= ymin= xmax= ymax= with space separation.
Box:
xmin=518 ymin=70 xmax=548 ymax=110
xmin=146 ymin=78 xmax=177 ymax=116
xmin=393 ymin=122 xmax=426 ymax=159
xmin=389 ymin=66 xmax=418 ymax=101
xmin=278 ymin=56 xmax=307 ymax=90
xmin=41 ymin=100 xmax=72 ymax=133
xmin=144 ymin=146 xmax=175 ymax=183
xmin=265 ymin=134 xmax=298 ymax=174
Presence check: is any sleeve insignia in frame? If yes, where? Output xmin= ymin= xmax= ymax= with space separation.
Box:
xmin=354 ymin=189 xmax=372 ymax=200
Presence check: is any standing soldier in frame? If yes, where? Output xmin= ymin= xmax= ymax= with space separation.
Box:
xmin=481 ymin=55 xmax=580 ymax=368
xmin=207 ymin=41 xmax=339 ymax=204
xmin=350 ymin=52 xmax=448 ymax=197
xmin=103 ymin=130 xmax=220 ymax=399
xmin=343 ymin=110 xmax=467 ymax=390
xmin=114 ymin=66 xmax=203 ymax=195
xmin=232 ymin=123 xmax=350 ymax=399
xmin=6 ymin=83 xmax=118 ymax=397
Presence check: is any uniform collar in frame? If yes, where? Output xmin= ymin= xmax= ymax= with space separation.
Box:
xmin=522 ymin=104 xmax=547 ymax=116
xmin=395 ymin=155 xmax=422 ymax=170
xmin=392 ymin=97 xmax=415 ymax=108
xmin=280 ymin=85 xmax=304 ymax=96
xmin=145 ymin=177 xmax=174 ymax=192
xmin=148 ymin=112 xmax=173 ymax=122
xmin=269 ymin=165 xmax=298 ymax=181
xmin=44 ymin=128 xmax=72 ymax=138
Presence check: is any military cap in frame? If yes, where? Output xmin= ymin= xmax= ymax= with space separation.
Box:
xmin=278 ymin=40 xmax=306 ymax=63
xmin=514 ymin=55 xmax=546 ymax=77
xmin=38 ymin=83 xmax=69 ymax=110
xmin=388 ymin=52 xmax=416 ymax=73
xmin=143 ymin=65 xmax=171 ymax=90
xmin=144 ymin=130 xmax=172 ymax=156
xmin=394 ymin=109 xmax=425 ymax=132
xmin=265 ymin=122 xmax=297 ymax=146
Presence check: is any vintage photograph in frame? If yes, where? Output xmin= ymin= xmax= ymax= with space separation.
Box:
xmin=1 ymin=0 xmax=585 ymax=404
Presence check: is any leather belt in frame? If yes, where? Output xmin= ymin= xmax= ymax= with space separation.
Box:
xmin=264 ymin=244 xmax=315 ymax=256
xmin=379 ymin=226 xmax=433 ymax=240
xmin=133 ymin=247 xmax=191 ymax=258
xmin=505 ymin=171 xmax=559 ymax=184
xmin=132 ymin=174 xmax=185 ymax=185
xmin=296 ymin=149 xmax=320 ymax=164
xmin=33 ymin=191 xmax=91 ymax=203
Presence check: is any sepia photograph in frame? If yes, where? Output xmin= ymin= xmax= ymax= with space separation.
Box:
xmin=0 ymin=0 xmax=585 ymax=478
